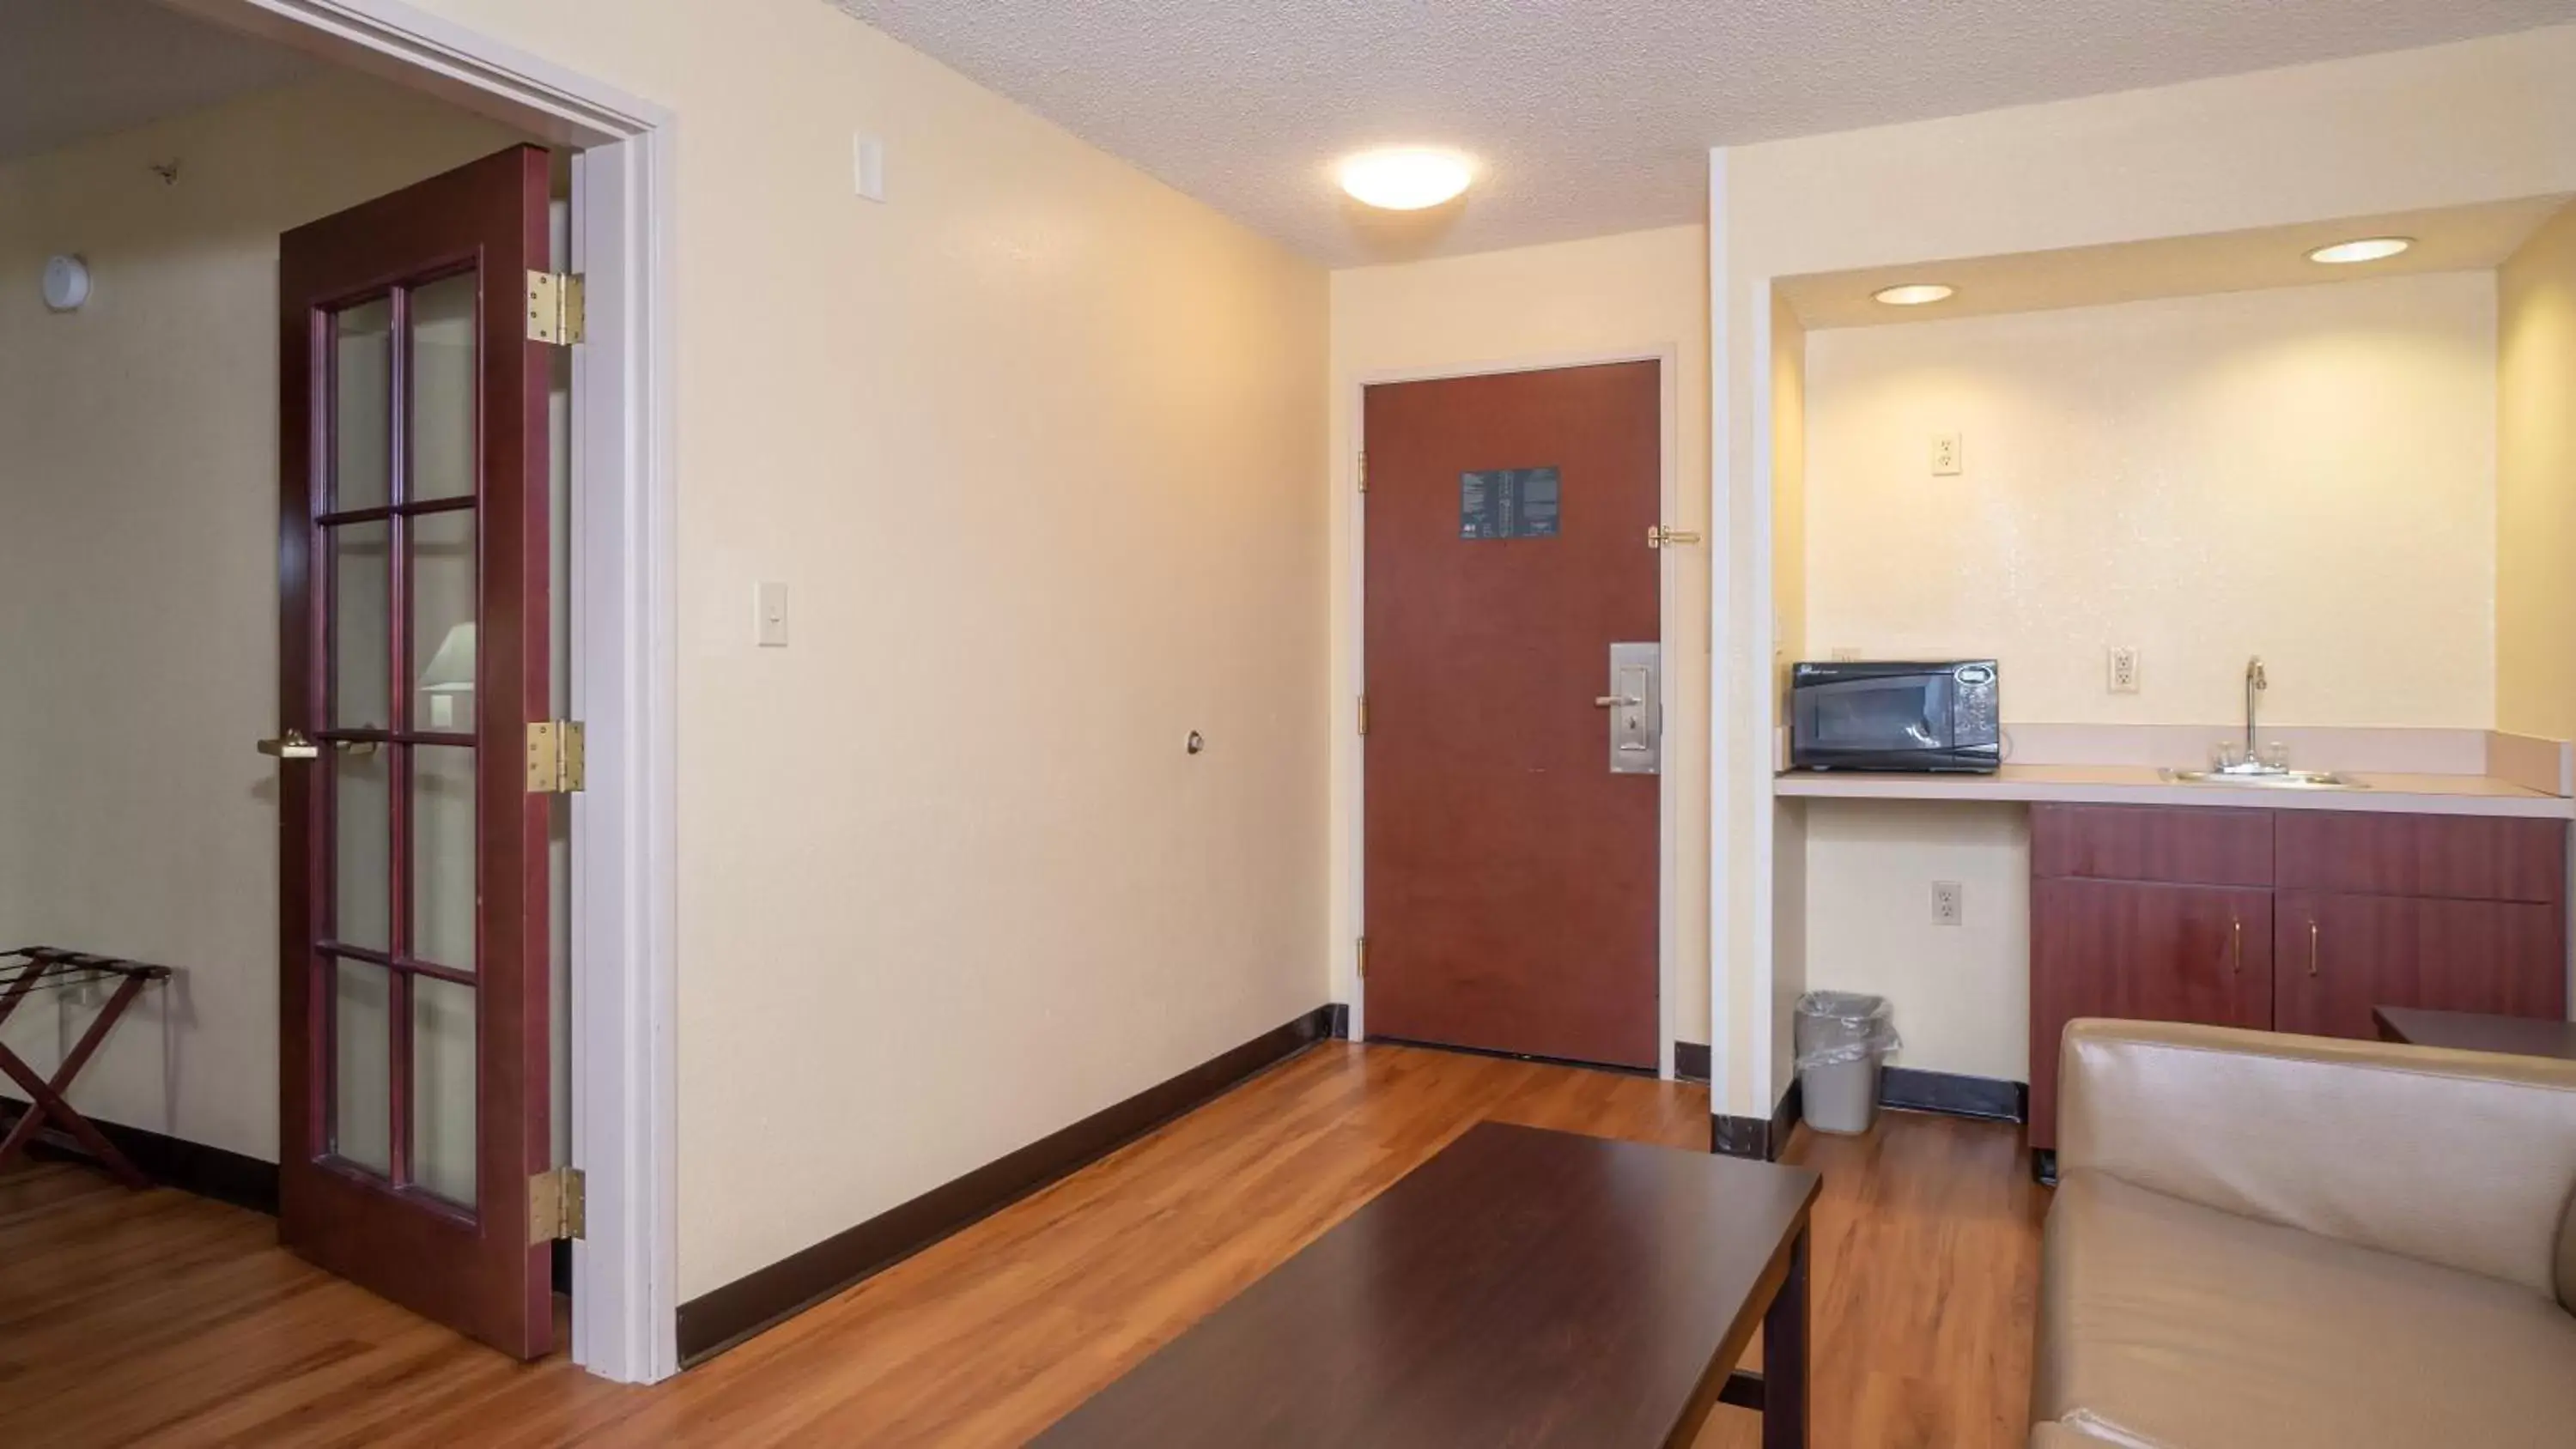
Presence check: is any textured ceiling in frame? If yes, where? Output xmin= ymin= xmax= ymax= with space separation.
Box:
xmin=831 ymin=0 xmax=2576 ymax=266
xmin=0 ymin=0 xmax=312 ymax=162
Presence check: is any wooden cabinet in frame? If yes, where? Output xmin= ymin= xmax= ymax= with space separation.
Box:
xmin=2275 ymin=893 xmax=2563 ymax=1040
xmin=2030 ymin=803 xmax=2567 ymax=1154
xmin=2029 ymin=877 xmax=2273 ymax=1148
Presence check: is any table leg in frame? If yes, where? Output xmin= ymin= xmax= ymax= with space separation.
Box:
xmin=0 ymin=973 xmax=153 ymax=1187
xmin=1763 ymin=1226 xmax=1809 ymax=1449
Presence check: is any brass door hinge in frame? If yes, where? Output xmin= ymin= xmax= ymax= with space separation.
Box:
xmin=1358 ymin=451 xmax=1368 ymax=494
xmin=529 ymin=1166 xmax=586 ymax=1243
xmin=1646 ymin=524 xmax=1703 ymax=549
xmin=526 ymin=720 xmax=586 ymax=794
xmin=526 ymin=270 xmax=586 ymax=345
xmin=1357 ymin=936 xmax=1369 ymax=979
xmin=1357 ymin=694 xmax=1370 ymax=737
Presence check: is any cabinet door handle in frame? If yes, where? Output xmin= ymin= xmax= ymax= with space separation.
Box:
xmin=2230 ymin=917 xmax=2242 ymax=974
xmin=2308 ymin=919 xmax=2319 ymax=978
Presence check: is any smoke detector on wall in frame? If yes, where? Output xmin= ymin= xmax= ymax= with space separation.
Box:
xmin=42 ymin=256 xmax=90 ymax=312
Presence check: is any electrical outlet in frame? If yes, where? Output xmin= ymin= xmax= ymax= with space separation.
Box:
xmin=1932 ymin=881 xmax=1963 ymax=926
xmin=2107 ymin=646 xmax=2140 ymax=694
xmin=1930 ymin=433 xmax=1963 ymax=476
xmin=1830 ymin=646 xmax=1862 ymax=662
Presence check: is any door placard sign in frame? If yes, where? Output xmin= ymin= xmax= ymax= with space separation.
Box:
xmin=1459 ymin=467 xmax=1559 ymax=540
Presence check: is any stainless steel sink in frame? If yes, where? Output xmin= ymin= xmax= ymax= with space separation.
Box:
xmin=2159 ymin=767 xmax=2366 ymax=790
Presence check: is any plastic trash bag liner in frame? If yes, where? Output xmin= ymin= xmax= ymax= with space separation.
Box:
xmin=1794 ymin=991 xmax=1902 ymax=1069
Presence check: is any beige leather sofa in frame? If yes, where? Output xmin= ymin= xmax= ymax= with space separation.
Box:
xmin=2032 ymin=1019 xmax=2576 ymax=1449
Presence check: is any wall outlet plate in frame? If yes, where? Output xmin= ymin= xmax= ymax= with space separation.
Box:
xmin=1932 ymin=881 xmax=1963 ymax=926
xmin=2107 ymin=646 xmax=2141 ymax=694
xmin=1930 ymin=433 xmax=1963 ymax=476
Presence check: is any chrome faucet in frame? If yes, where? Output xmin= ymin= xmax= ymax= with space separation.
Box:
xmin=2243 ymin=657 xmax=2268 ymax=765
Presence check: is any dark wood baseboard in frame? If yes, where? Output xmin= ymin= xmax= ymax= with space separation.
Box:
xmin=1879 ymin=1066 xmax=2027 ymax=1124
xmin=674 ymin=1004 xmax=1343 ymax=1366
xmin=0 ymin=1096 xmax=277 ymax=1214
xmin=1324 ymin=1003 xmax=1351 ymax=1040
xmin=1710 ymin=1078 xmax=1802 ymax=1162
xmin=1673 ymin=1040 xmax=1710 ymax=1083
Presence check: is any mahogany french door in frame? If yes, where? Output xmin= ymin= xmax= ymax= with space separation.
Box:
xmin=273 ymin=146 xmax=556 ymax=1358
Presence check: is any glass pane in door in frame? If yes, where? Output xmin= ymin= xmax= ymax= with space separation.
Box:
xmin=332 ymin=958 xmax=393 ymax=1175
xmin=331 ymin=522 xmax=391 ymax=730
xmin=332 ymin=299 xmax=392 ymax=512
xmin=333 ymin=749 xmax=390 ymax=952
xmin=412 ymin=975 xmax=477 ymax=1205
xmin=409 ymin=273 xmax=479 ymax=502
xmin=411 ymin=511 xmax=477 ymax=733
xmin=412 ymin=745 xmax=477 ymax=972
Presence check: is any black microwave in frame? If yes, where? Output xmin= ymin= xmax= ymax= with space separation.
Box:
xmin=1789 ymin=660 xmax=2000 ymax=772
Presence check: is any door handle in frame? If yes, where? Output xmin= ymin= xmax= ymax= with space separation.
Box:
xmin=2308 ymin=919 xmax=2319 ymax=978
xmin=1602 ymin=643 xmax=1661 ymax=775
xmin=257 ymin=729 xmax=319 ymax=761
xmin=2229 ymin=918 xmax=2242 ymax=974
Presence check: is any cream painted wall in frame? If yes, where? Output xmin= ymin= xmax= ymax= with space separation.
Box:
xmin=1801 ymin=802 xmax=2032 ymax=1080
xmin=1716 ymin=25 xmax=2576 ymax=1114
xmin=2498 ymin=202 xmax=2576 ymax=740
xmin=0 ymin=75 xmax=531 ymax=1162
xmin=374 ymin=0 xmax=1331 ymax=1299
xmin=1806 ymin=272 xmax=2500 ymax=730
xmin=1327 ymin=225 xmax=1710 ymax=1052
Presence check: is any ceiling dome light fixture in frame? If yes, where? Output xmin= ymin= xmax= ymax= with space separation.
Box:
xmin=1873 ymin=282 xmax=1956 ymax=306
xmin=1338 ymin=148 xmax=1473 ymax=210
xmin=2307 ymin=237 xmax=2412 ymax=265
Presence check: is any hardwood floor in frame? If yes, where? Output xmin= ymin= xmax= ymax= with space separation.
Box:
xmin=0 ymin=1043 xmax=2047 ymax=1446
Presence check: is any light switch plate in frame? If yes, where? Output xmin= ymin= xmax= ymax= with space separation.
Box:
xmin=755 ymin=582 xmax=789 ymax=647
xmin=854 ymin=136 xmax=886 ymax=203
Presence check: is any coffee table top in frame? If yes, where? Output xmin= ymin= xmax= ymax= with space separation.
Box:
xmin=1033 ymin=1120 xmax=1822 ymax=1449
xmin=2374 ymin=1006 xmax=2576 ymax=1061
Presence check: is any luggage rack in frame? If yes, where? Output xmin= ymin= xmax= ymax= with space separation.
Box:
xmin=0 ymin=946 xmax=175 ymax=1187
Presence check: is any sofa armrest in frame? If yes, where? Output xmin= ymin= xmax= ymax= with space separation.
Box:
xmin=2058 ymin=1018 xmax=2576 ymax=1303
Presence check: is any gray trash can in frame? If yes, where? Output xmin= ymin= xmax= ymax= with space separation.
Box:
xmin=1795 ymin=991 xmax=1900 ymax=1136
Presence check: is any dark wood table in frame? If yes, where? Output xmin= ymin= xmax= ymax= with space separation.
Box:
xmin=1034 ymin=1121 xmax=1824 ymax=1448
xmin=2373 ymin=1005 xmax=2576 ymax=1061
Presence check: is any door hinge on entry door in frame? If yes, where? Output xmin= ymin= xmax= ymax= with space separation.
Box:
xmin=526 ymin=270 xmax=586 ymax=345
xmin=526 ymin=721 xmax=586 ymax=793
xmin=1357 ymin=936 xmax=1369 ymax=978
xmin=529 ymin=1167 xmax=585 ymax=1243
xmin=1357 ymin=694 xmax=1370 ymax=736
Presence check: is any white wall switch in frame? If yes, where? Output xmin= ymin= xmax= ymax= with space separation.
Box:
xmin=854 ymin=136 xmax=887 ymax=203
xmin=2107 ymin=646 xmax=2141 ymax=694
xmin=1932 ymin=881 xmax=1963 ymax=926
xmin=1930 ymin=433 xmax=1963 ymax=476
xmin=755 ymin=582 xmax=790 ymax=647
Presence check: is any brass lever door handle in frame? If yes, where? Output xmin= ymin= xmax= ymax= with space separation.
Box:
xmin=257 ymin=728 xmax=319 ymax=761
xmin=1595 ymin=694 xmax=1641 ymax=708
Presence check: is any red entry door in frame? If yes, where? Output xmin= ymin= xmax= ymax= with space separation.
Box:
xmin=1363 ymin=362 xmax=1662 ymax=1069
xmin=271 ymin=146 xmax=556 ymax=1358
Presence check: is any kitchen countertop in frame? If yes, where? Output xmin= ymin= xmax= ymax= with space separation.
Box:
xmin=1772 ymin=763 xmax=2576 ymax=819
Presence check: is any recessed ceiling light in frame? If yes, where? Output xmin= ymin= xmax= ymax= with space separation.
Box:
xmin=1873 ymin=282 xmax=1955 ymax=306
xmin=1338 ymin=149 xmax=1473 ymax=211
xmin=2307 ymin=237 xmax=2412 ymax=265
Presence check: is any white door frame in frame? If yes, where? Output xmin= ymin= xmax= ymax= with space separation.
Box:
xmin=164 ymin=0 xmax=678 ymax=1384
xmin=1342 ymin=349 xmax=1685 ymax=1077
